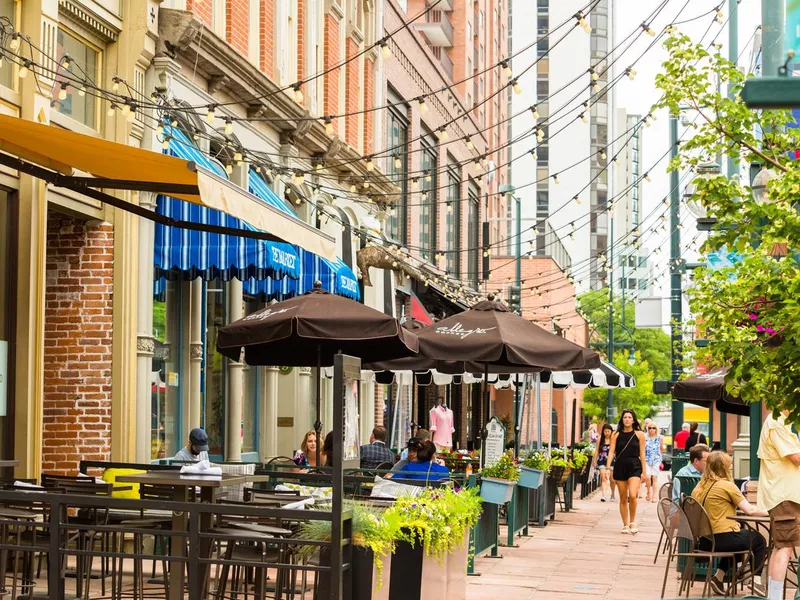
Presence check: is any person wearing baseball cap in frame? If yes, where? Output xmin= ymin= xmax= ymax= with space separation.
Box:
xmin=174 ymin=428 xmax=210 ymax=462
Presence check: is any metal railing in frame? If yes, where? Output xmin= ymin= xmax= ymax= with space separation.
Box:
xmin=0 ymin=489 xmax=352 ymax=599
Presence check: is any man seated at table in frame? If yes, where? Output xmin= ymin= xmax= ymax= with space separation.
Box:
xmin=394 ymin=441 xmax=450 ymax=481
xmin=757 ymin=409 xmax=800 ymax=600
xmin=397 ymin=429 xmax=431 ymax=463
xmin=174 ymin=428 xmax=210 ymax=462
xmin=359 ymin=426 xmax=396 ymax=470
xmin=672 ymin=443 xmax=710 ymax=505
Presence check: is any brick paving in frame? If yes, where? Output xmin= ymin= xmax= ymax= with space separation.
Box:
xmin=468 ymin=484 xmax=682 ymax=600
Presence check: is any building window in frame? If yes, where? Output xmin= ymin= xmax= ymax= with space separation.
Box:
xmin=0 ymin=0 xmax=16 ymax=89
xmin=467 ymin=183 xmax=480 ymax=288
xmin=446 ymin=165 xmax=461 ymax=275
xmin=387 ymin=100 xmax=408 ymax=243
xmin=420 ymin=137 xmax=438 ymax=261
xmin=536 ymin=190 xmax=548 ymax=217
xmin=54 ymin=29 xmax=99 ymax=129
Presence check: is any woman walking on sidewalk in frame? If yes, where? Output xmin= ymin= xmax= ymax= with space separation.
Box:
xmin=591 ymin=423 xmax=614 ymax=501
xmin=644 ymin=423 xmax=663 ymax=502
xmin=605 ymin=409 xmax=647 ymax=534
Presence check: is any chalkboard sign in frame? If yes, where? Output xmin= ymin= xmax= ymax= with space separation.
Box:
xmin=483 ymin=417 xmax=506 ymax=466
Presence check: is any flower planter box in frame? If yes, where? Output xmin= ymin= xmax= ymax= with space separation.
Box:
xmin=548 ymin=467 xmax=565 ymax=482
xmin=388 ymin=539 xmax=447 ymax=599
xmin=446 ymin=530 xmax=470 ymax=600
xmin=479 ymin=476 xmax=517 ymax=504
xmin=518 ymin=466 xmax=545 ymax=490
xmin=318 ymin=546 xmax=390 ymax=600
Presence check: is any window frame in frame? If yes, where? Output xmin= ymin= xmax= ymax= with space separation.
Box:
xmin=53 ymin=26 xmax=102 ymax=131
xmin=419 ymin=135 xmax=438 ymax=262
xmin=386 ymin=95 xmax=409 ymax=244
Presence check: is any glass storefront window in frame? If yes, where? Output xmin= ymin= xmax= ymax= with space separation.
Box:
xmin=204 ymin=283 xmax=226 ymax=458
xmin=241 ymin=298 xmax=262 ymax=456
xmin=152 ymin=280 xmax=183 ymax=460
xmin=54 ymin=29 xmax=99 ymax=129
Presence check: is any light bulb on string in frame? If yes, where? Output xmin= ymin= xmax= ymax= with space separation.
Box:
xmin=574 ymin=195 xmax=581 ymax=205
xmin=121 ymin=102 xmax=131 ymax=116
xmin=502 ymin=61 xmax=513 ymax=78
xmin=531 ymin=105 xmax=539 ymax=120
xmin=366 ymin=157 xmax=374 ymax=172
xmin=512 ymin=79 xmax=522 ymax=95
xmin=58 ymin=83 xmax=68 ymax=101
xmin=9 ymin=33 xmax=20 ymax=52
xmin=156 ymin=124 xmax=164 ymax=136
xmin=644 ymin=172 xmax=651 ymax=182
xmin=613 ymin=156 xmax=620 ymax=165
xmin=465 ymin=136 xmax=473 ymax=150
xmin=363 ymin=180 xmax=370 ymax=189
xmin=107 ymin=103 xmax=117 ymax=117
xmin=349 ymin=183 xmax=357 ymax=193
xmin=536 ymin=129 xmax=544 ymax=143
xmin=126 ymin=107 xmax=137 ymax=123
xmin=393 ymin=155 xmax=401 ymax=169
xmin=439 ymin=127 xmax=449 ymax=141
xmin=600 ymin=150 xmax=607 ymax=160
xmin=225 ymin=163 xmax=233 ymax=175
xmin=425 ymin=170 xmax=432 ymax=183
xmin=161 ymin=137 xmax=170 ymax=150
xmin=234 ymin=151 xmax=243 ymax=164
xmin=77 ymin=87 xmax=85 ymax=97
xmin=324 ymin=118 xmax=334 ymax=135
xmin=224 ymin=119 xmax=233 ymax=135
xmin=411 ymin=178 xmax=419 ymax=191
xmin=315 ymin=162 xmax=323 ymax=172
xmin=642 ymin=23 xmax=655 ymax=36
xmin=206 ymin=105 xmax=216 ymax=125
xmin=418 ymin=97 xmax=428 ymax=113
xmin=296 ymin=172 xmax=305 ymax=185
xmin=592 ymin=81 xmax=600 ymax=93
xmin=580 ymin=113 xmax=588 ymax=124
xmin=380 ymin=39 xmax=392 ymax=60
xmin=111 ymin=78 xmax=120 ymax=93
xmin=18 ymin=60 xmax=30 ymax=79
xmin=293 ymin=84 xmax=304 ymax=103
xmin=530 ymin=149 xmax=537 ymax=160
xmin=62 ymin=55 xmax=71 ymax=70
xmin=552 ymin=173 xmax=560 ymax=184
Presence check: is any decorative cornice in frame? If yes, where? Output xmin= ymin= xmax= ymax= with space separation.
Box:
xmin=58 ymin=0 xmax=120 ymax=42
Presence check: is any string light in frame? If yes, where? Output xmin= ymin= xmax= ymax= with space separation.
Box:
xmin=126 ymin=105 xmax=137 ymax=123
xmin=599 ymin=150 xmax=607 ymax=160
xmin=77 ymin=86 xmax=85 ymax=97
xmin=349 ymin=183 xmax=357 ymax=193
xmin=573 ymin=195 xmax=581 ymax=205
xmin=501 ymin=60 xmax=513 ymax=78
xmin=626 ymin=68 xmax=637 ymax=80
xmin=580 ymin=113 xmax=588 ymax=124
xmin=293 ymin=84 xmax=304 ymax=103
xmin=592 ymin=81 xmax=600 ymax=93
xmin=512 ymin=79 xmax=522 ymax=95
xmin=411 ymin=178 xmax=419 ymax=191
xmin=380 ymin=39 xmax=392 ymax=60
xmin=418 ymin=97 xmax=428 ymax=113
xmin=111 ymin=77 xmax=120 ymax=93
xmin=18 ymin=60 xmax=30 ymax=79
xmin=552 ymin=173 xmax=560 ymax=184
xmin=439 ymin=127 xmax=449 ymax=141
xmin=324 ymin=118 xmax=334 ymax=135
xmin=161 ymin=136 xmax=170 ymax=150
xmin=107 ymin=103 xmax=117 ymax=117
xmin=576 ymin=12 xmax=592 ymax=33
xmin=205 ymin=105 xmax=216 ymax=125
xmin=225 ymin=163 xmax=233 ymax=175
xmin=58 ymin=83 xmax=68 ymax=101
xmin=531 ymin=105 xmax=539 ymax=120
xmin=62 ymin=55 xmax=71 ymax=70
xmin=121 ymin=102 xmax=131 ymax=116
xmin=9 ymin=33 xmax=20 ymax=52
xmin=465 ymin=136 xmax=473 ymax=150
xmin=224 ymin=118 xmax=233 ymax=135
xmin=644 ymin=172 xmax=651 ymax=182
xmin=642 ymin=23 xmax=655 ymax=37
xmin=366 ymin=157 xmax=374 ymax=172
xmin=393 ymin=155 xmax=402 ymax=169
xmin=530 ymin=149 xmax=538 ymax=160
xmin=425 ymin=170 xmax=432 ymax=183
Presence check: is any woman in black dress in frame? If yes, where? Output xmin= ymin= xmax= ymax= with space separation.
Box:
xmin=605 ymin=409 xmax=647 ymax=534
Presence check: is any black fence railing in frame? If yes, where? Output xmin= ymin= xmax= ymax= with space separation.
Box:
xmin=0 ymin=489 xmax=352 ymax=600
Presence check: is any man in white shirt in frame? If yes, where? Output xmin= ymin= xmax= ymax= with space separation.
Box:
xmin=174 ymin=428 xmax=210 ymax=462
xmin=757 ymin=411 xmax=800 ymax=600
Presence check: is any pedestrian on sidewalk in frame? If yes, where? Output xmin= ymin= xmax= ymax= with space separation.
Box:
xmin=756 ymin=409 xmax=800 ymax=600
xmin=690 ymin=451 xmax=767 ymax=596
xmin=674 ymin=422 xmax=690 ymax=453
xmin=605 ymin=409 xmax=647 ymax=534
xmin=644 ymin=423 xmax=663 ymax=502
xmin=591 ymin=423 xmax=614 ymax=502
xmin=683 ymin=421 xmax=708 ymax=451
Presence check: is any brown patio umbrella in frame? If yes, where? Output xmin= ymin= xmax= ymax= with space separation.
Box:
xmin=217 ymin=283 xmax=419 ymax=465
xmin=413 ymin=297 xmax=599 ymax=464
xmin=672 ymin=368 xmax=749 ymax=416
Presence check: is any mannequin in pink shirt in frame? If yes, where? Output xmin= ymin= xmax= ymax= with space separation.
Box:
xmin=429 ymin=401 xmax=455 ymax=451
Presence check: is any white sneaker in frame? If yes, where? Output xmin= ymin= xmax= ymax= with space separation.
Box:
xmin=621 ymin=525 xmax=631 ymax=534
xmin=629 ymin=522 xmax=639 ymax=534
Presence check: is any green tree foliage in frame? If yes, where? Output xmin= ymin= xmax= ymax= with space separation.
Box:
xmin=577 ymin=289 xmax=671 ymax=379
xmin=582 ymin=352 xmax=660 ymax=423
xmin=654 ymin=32 xmax=800 ymax=421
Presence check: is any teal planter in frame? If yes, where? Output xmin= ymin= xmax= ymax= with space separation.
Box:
xmin=479 ymin=477 xmax=516 ymax=504
xmin=518 ymin=466 xmax=544 ymax=490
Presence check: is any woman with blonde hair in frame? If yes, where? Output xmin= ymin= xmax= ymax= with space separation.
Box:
xmin=690 ymin=451 xmax=767 ymax=595
xmin=293 ymin=430 xmax=320 ymax=471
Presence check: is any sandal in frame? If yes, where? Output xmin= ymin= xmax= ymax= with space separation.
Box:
xmin=621 ymin=525 xmax=631 ymax=534
xmin=629 ymin=522 xmax=639 ymax=534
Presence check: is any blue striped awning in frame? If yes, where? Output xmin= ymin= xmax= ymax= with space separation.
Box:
xmin=164 ymin=125 xmax=228 ymax=179
xmin=154 ymin=196 xmax=301 ymax=281
xmin=248 ymin=168 xmax=297 ymax=217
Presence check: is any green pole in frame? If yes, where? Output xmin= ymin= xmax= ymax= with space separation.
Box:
xmin=669 ymin=115 xmax=684 ymax=442
xmin=515 ymin=196 xmax=521 ymax=295
xmin=606 ymin=215 xmax=615 ymax=424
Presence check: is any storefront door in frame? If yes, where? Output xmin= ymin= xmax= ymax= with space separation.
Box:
xmin=0 ymin=190 xmax=16 ymax=463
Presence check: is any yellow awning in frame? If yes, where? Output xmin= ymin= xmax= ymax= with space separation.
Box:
xmin=0 ymin=114 xmax=335 ymax=259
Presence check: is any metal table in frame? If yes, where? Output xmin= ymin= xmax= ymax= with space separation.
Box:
xmin=117 ymin=471 xmax=248 ymax=600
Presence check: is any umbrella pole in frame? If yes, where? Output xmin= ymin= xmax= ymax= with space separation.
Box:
xmin=535 ymin=373 xmax=542 ymax=451
xmin=315 ymin=345 xmax=322 ymax=470
xmin=481 ymin=363 xmax=490 ymax=468
xmin=513 ymin=375 xmax=520 ymax=459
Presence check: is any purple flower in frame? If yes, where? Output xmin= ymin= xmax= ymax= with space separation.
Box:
xmin=749 ymin=314 xmax=758 ymax=320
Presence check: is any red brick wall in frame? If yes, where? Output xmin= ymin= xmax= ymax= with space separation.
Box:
xmin=323 ymin=13 xmax=340 ymax=132
xmin=226 ymin=0 xmax=249 ymax=56
xmin=42 ymin=213 xmax=114 ymax=474
xmin=187 ymin=0 xmax=212 ymax=27
xmin=260 ymin=0 xmax=274 ymax=78
xmin=363 ymin=56 xmax=374 ymax=154
xmin=345 ymin=38 xmax=359 ymax=148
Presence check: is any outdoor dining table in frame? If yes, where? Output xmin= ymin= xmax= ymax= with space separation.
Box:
xmin=116 ymin=470 xmax=249 ymax=600
xmin=727 ymin=513 xmax=796 ymax=578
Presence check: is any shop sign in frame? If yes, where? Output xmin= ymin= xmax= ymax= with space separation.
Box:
xmin=483 ymin=416 xmax=506 ymax=466
xmin=277 ymin=417 xmax=294 ymax=427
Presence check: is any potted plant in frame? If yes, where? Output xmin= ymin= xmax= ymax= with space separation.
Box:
xmin=478 ymin=450 xmax=519 ymax=504
xmin=571 ymin=450 xmax=589 ymax=475
xmin=519 ymin=451 xmax=549 ymax=490
xmin=300 ymin=502 xmax=395 ymax=599
xmin=548 ymin=456 xmax=569 ymax=483
xmin=383 ymin=487 xmax=483 ymax=600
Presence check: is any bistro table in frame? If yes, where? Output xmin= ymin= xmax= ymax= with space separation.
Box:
xmin=116 ymin=470 xmax=248 ymax=600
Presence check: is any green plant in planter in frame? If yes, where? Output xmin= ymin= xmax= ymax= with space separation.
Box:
xmin=572 ymin=451 xmax=589 ymax=472
xmin=479 ymin=450 xmax=520 ymax=481
xmin=522 ymin=451 xmax=550 ymax=472
xmin=298 ymin=502 xmax=395 ymax=584
xmin=383 ymin=487 xmax=483 ymax=563
xmin=549 ymin=456 xmax=568 ymax=475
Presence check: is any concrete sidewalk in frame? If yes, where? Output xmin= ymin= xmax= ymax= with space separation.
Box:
xmin=468 ymin=486 xmax=680 ymax=599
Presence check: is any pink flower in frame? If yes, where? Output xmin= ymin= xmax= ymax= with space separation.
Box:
xmin=749 ymin=314 xmax=758 ymax=320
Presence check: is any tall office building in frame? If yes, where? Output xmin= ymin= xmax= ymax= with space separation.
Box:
xmin=511 ymin=0 xmax=614 ymax=291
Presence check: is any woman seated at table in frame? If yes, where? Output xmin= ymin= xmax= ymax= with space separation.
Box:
xmin=690 ymin=451 xmax=767 ymax=595
xmin=394 ymin=441 xmax=450 ymax=481
xmin=293 ymin=430 xmax=320 ymax=472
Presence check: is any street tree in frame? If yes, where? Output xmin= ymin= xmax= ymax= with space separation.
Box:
xmin=654 ymin=32 xmax=800 ymax=421
xmin=582 ymin=350 xmax=660 ymax=423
